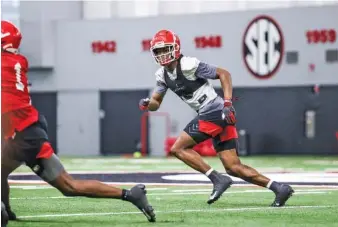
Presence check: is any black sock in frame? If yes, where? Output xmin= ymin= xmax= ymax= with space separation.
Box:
xmin=269 ymin=181 xmax=281 ymax=193
xmin=208 ymin=170 xmax=220 ymax=184
xmin=121 ymin=189 xmax=129 ymax=200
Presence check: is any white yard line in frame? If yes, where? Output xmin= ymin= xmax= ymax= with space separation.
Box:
xmin=18 ymin=205 xmax=336 ymax=219
xmin=10 ymin=185 xmax=168 ymax=191
xmin=10 ymin=170 xmax=338 ymax=175
xmin=12 ymin=196 xmax=66 ymax=200
xmin=304 ymin=160 xmax=338 ymax=165
xmin=172 ymin=188 xmax=338 ymax=193
xmin=172 ymin=189 xmax=213 ymax=193
xmin=294 ymin=192 xmax=327 ymax=195
xmin=148 ymin=191 xmax=329 ymax=196
xmin=10 ymin=185 xmax=53 ymax=190
xmin=11 ymin=189 xmax=332 ymax=200
xmin=8 ymin=180 xmax=338 ymax=188
xmin=68 ymin=158 xmax=182 ymax=165
xmin=145 ymin=187 xmax=168 ymax=191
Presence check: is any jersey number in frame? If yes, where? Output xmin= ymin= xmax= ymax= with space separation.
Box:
xmin=15 ymin=63 xmax=25 ymax=91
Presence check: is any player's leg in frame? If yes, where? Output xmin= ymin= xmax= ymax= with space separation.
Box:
xmin=170 ymin=116 xmax=232 ymax=204
xmin=21 ymin=116 xmax=155 ymax=222
xmin=35 ymin=154 xmax=155 ymax=222
xmin=215 ymin=138 xmax=294 ymax=207
xmin=170 ymin=131 xmax=211 ymax=173
xmin=1 ymin=139 xmax=22 ymax=221
xmin=43 ymin=154 xmax=123 ymax=199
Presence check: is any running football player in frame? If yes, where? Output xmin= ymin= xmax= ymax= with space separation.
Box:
xmin=1 ymin=20 xmax=155 ymax=223
xmin=139 ymin=29 xmax=294 ymax=206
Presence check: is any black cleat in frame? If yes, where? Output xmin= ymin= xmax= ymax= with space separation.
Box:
xmin=271 ymin=184 xmax=294 ymax=207
xmin=125 ymin=184 xmax=156 ymax=222
xmin=207 ymin=174 xmax=233 ymax=205
xmin=7 ymin=209 xmax=16 ymax=221
xmin=1 ymin=202 xmax=9 ymax=227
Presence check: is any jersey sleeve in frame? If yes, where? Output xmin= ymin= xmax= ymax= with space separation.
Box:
xmin=154 ymin=68 xmax=168 ymax=96
xmin=195 ymin=62 xmax=218 ymax=80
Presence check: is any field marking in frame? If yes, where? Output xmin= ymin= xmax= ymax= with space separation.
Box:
xmin=294 ymin=192 xmax=327 ymax=195
xmin=162 ymin=173 xmax=338 ymax=184
xmin=146 ymin=187 xmax=168 ymax=191
xmin=18 ymin=205 xmax=337 ymax=219
xmin=71 ymin=158 xmax=182 ymax=164
xmin=304 ymin=160 xmax=338 ymax=165
xmin=9 ymin=172 xmax=338 ymax=186
xmin=147 ymin=191 xmax=329 ymax=196
xmin=11 ymin=189 xmax=333 ymax=200
xmin=10 ymin=185 xmax=168 ymax=191
xmin=12 ymin=196 xmax=66 ymax=200
xmin=10 ymin=170 xmax=338 ymax=175
xmin=10 ymin=185 xmax=53 ymax=190
xmin=9 ymin=180 xmax=338 ymax=188
xmin=172 ymin=189 xmax=212 ymax=193
xmin=172 ymin=188 xmax=337 ymax=193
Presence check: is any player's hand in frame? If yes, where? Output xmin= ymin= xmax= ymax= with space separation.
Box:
xmin=222 ymin=99 xmax=236 ymax=124
xmin=139 ymin=98 xmax=150 ymax=111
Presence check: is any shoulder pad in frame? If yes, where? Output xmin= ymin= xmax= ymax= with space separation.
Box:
xmin=180 ymin=56 xmax=200 ymax=73
xmin=155 ymin=67 xmax=166 ymax=83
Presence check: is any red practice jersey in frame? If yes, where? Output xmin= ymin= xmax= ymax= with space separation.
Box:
xmin=1 ymin=51 xmax=38 ymax=138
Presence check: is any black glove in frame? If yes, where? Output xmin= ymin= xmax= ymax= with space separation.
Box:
xmin=222 ymin=100 xmax=236 ymax=124
xmin=139 ymin=98 xmax=150 ymax=111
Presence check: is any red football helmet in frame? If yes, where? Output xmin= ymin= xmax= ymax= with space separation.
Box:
xmin=1 ymin=20 xmax=22 ymax=53
xmin=150 ymin=29 xmax=181 ymax=66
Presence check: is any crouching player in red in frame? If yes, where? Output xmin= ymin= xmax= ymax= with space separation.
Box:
xmin=1 ymin=20 xmax=155 ymax=223
xmin=139 ymin=29 xmax=294 ymax=206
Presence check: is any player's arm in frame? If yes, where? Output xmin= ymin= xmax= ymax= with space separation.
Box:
xmin=195 ymin=61 xmax=236 ymax=124
xmin=139 ymin=80 xmax=167 ymax=111
xmin=195 ymin=61 xmax=233 ymax=102
xmin=216 ymin=67 xmax=232 ymax=102
xmin=215 ymin=67 xmax=236 ymax=123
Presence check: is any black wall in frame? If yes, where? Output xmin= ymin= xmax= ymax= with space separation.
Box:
xmin=216 ymin=85 xmax=338 ymax=155
xmin=100 ymin=90 xmax=149 ymax=155
xmin=28 ymin=86 xmax=338 ymax=156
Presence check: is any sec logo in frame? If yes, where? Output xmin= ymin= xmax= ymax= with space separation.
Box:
xmin=243 ymin=15 xmax=284 ymax=79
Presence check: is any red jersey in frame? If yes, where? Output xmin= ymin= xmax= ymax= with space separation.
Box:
xmin=1 ymin=51 xmax=38 ymax=138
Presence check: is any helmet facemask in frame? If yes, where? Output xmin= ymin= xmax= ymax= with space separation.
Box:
xmin=151 ymin=43 xmax=178 ymax=66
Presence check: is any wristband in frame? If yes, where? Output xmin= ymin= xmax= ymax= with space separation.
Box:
xmin=224 ymin=99 xmax=232 ymax=107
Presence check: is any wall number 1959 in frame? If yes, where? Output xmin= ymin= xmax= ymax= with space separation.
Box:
xmin=306 ymin=29 xmax=336 ymax=44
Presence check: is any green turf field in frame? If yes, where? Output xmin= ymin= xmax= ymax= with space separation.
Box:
xmin=8 ymin=155 xmax=338 ymax=227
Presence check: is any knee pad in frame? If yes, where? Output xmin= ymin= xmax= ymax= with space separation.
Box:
xmin=28 ymin=154 xmax=64 ymax=182
xmin=39 ymin=154 xmax=65 ymax=182
xmin=213 ymin=139 xmax=238 ymax=152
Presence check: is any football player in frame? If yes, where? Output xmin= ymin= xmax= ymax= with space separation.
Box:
xmin=1 ymin=20 xmax=155 ymax=222
xmin=139 ymin=29 xmax=294 ymax=206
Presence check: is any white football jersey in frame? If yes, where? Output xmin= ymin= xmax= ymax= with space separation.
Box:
xmin=155 ymin=56 xmax=220 ymax=112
